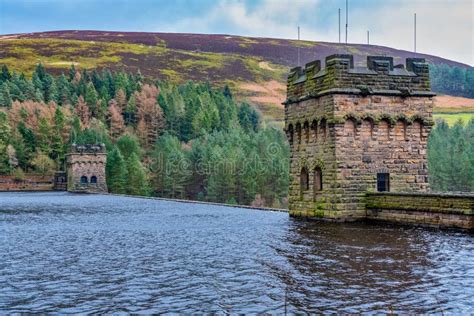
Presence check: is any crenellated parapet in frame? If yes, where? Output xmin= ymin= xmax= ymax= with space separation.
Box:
xmin=285 ymin=54 xmax=434 ymax=104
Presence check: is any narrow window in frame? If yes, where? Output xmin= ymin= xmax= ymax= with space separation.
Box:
xmin=304 ymin=121 xmax=310 ymax=143
xmin=300 ymin=167 xmax=309 ymax=196
xmin=379 ymin=120 xmax=390 ymax=141
xmin=80 ymin=176 xmax=88 ymax=184
xmin=377 ymin=173 xmax=390 ymax=192
xmin=90 ymin=176 xmax=97 ymax=184
xmin=288 ymin=124 xmax=294 ymax=146
xmin=311 ymin=120 xmax=318 ymax=142
xmin=314 ymin=167 xmax=323 ymax=194
xmin=395 ymin=120 xmax=407 ymax=141
xmin=361 ymin=119 xmax=374 ymax=139
xmin=344 ymin=119 xmax=356 ymax=138
xmin=320 ymin=119 xmax=327 ymax=141
xmin=296 ymin=123 xmax=302 ymax=145
xmin=413 ymin=120 xmax=423 ymax=140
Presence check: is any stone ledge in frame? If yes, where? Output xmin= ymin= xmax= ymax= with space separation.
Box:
xmin=283 ymin=88 xmax=436 ymax=105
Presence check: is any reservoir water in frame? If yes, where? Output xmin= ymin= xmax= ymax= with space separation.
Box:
xmin=0 ymin=192 xmax=473 ymax=313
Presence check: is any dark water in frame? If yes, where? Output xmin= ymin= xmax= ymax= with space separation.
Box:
xmin=0 ymin=192 xmax=473 ymax=313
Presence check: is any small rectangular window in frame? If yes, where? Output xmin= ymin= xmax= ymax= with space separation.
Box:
xmin=377 ymin=173 xmax=390 ymax=192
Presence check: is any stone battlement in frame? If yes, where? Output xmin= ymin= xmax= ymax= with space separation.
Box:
xmin=286 ymin=54 xmax=434 ymax=104
xmin=70 ymin=143 xmax=107 ymax=154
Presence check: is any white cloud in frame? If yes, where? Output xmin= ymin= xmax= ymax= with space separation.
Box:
xmin=162 ymin=0 xmax=473 ymax=65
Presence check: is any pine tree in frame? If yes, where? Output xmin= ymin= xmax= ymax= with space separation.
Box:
xmin=0 ymin=64 xmax=11 ymax=83
xmin=106 ymin=147 xmax=127 ymax=194
xmin=51 ymin=107 xmax=66 ymax=164
xmin=125 ymin=152 xmax=149 ymax=196
xmin=108 ymin=99 xmax=125 ymax=141
xmin=151 ymin=134 xmax=188 ymax=198
xmin=116 ymin=134 xmax=141 ymax=160
xmin=0 ymin=112 xmax=12 ymax=174
xmin=68 ymin=64 xmax=76 ymax=82
xmin=75 ymin=95 xmax=90 ymax=128
xmin=115 ymin=88 xmax=127 ymax=112
xmin=85 ymin=83 xmax=99 ymax=116
xmin=135 ymin=84 xmax=164 ymax=147
xmin=0 ymin=82 xmax=12 ymax=107
xmin=37 ymin=116 xmax=52 ymax=156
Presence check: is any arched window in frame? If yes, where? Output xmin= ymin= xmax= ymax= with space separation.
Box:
xmin=314 ymin=167 xmax=323 ymax=195
xmin=311 ymin=120 xmax=318 ymax=142
xmin=395 ymin=119 xmax=407 ymax=141
xmin=296 ymin=123 xmax=302 ymax=145
xmin=320 ymin=118 xmax=327 ymax=141
xmin=287 ymin=124 xmax=294 ymax=146
xmin=300 ymin=167 xmax=309 ymax=196
xmin=303 ymin=121 xmax=310 ymax=143
xmin=379 ymin=120 xmax=390 ymax=141
xmin=344 ymin=118 xmax=356 ymax=138
xmin=80 ymin=176 xmax=88 ymax=184
xmin=361 ymin=119 xmax=374 ymax=139
xmin=413 ymin=119 xmax=423 ymax=140
xmin=90 ymin=176 xmax=97 ymax=184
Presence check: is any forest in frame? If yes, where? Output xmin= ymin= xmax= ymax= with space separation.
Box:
xmin=0 ymin=64 xmax=289 ymax=207
xmin=0 ymin=64 xmax=472 ymax=208
xmin=428 ymin=120 xmax=474 ymax=192
xmin=430 ymin=64 xmax=474 ymax=98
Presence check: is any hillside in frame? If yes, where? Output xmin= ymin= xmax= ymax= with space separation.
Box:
xmin=1 ymin=30 xmax=473 ymax=122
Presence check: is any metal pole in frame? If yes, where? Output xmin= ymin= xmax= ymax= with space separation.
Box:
xmin=367 ymin=30 xmax=369 ymax=45
xmin=414 ymin=13 xmax=417 ymax=52
xmin=345 ymin=0 xmax=348 ymax=44
xmin=297 ymin=26 xmax=301 ymax=66
xmin=338 ymin=8 xmax=341 ymax=43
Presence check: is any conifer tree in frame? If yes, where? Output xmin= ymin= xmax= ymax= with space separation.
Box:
xmin=106 ymin=147 xmax=127 ymax=194
xmin=75 ymin=95 xmax=90 ymax=128
xmin=0 ymin=65 xmax=11 ymax=83
xmin=125 ymin=152 xmax=149 ymax=196
xmin=0 ymin=82 xmax=12 ymax=107
xmin=0 ymin=112 xmax=12 ymax=173
xmin=107 ymin=99 xmax=125 ymax=141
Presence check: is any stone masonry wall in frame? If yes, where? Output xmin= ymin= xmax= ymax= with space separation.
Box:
xmin=285 ymin=54 xmax=435 ymax=221
xmin=365 ymin=192 xmax=474 ymax=230
xmin=66 ymin=144 xmax=107 ymax=193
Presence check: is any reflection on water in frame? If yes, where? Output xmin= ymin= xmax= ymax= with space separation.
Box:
xmin=0 ymin=192 xmax=473 ymax=313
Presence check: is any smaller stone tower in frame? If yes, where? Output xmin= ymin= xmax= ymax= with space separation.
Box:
xmin=66 ymin=143 xmax=108 ymax=193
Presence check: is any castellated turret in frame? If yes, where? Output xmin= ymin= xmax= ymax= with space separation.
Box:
xmin=284 ymin=54 xmax=434 ymax=220
xmin=66 ymin=143 xmax=108 ymax=193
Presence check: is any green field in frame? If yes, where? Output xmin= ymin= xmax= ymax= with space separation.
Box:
xmin=433 ymin=113 xmax=474 ymax=125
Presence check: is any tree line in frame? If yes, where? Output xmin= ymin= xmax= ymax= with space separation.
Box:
xmin=0 ymin=64 xmax=289 ymax=207
xmin=430 ymin=64 xmax=474 ymax=98
xmin=428 ymin=120 xmax=474 ymax=192
xmin=0 ymin=63 xmax=472 ymax=208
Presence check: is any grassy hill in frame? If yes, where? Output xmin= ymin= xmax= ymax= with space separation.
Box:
xmin=1 ymin=30 xmax=472 ymax=123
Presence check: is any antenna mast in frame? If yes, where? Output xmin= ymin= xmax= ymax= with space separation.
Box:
xmin=338 ymin=8 xmax=341 ymax=43
xmin=345 ymin=0 xmax=348 ymax=44
xmin=367 ymin=30 xmax=370 ymax=45
xmin=414 ymin=13 xmax=417 ymax=52
xmin=297 ymin=26 xmax=301 ymax=66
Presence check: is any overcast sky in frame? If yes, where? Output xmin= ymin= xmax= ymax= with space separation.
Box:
xmin=1 ymin=0 xmax=472 ymax=65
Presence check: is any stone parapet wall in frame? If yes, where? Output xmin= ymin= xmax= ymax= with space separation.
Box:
xmin=0 ymin=174 xmax=54 ymax=191
xmin=286 ymin=54 xmax=434 ymax=104
xmin=365 ymin=192 xmax=474 ymax=230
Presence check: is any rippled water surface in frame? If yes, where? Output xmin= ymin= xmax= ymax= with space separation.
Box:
xmin=1 ymin=192 xmax=473 ymax=313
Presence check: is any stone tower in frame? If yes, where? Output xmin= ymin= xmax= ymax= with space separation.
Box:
xmin=66 ymin=143 xmax=108 ymax=193
xmin=284 ymin=54 xmax=434 ymax=220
